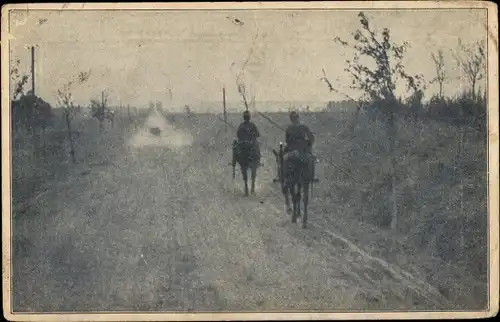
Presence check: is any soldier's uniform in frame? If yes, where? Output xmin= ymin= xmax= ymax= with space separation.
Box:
xmin=283 ymin=122 xmax=316 ymax=183
xmin=284 ymin=123 xmax=314 ymax=156
xmin=236 ymin=120 xmax=261 ymax=158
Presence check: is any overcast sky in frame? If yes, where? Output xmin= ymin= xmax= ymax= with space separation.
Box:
xmin=8 ymin=8 xmax=487 ymax=110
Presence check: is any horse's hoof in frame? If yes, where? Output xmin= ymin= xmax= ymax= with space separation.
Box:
xmin=302 ymin=222 xmax=307 ymax=229
xmin=291 ymin=219 xmax=297 ymax=223
xmin=286 ymin=208 xmax=292 ymax=214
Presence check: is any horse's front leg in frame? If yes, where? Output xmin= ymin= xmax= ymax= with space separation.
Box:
xmin=296 ymin=183 xmax=302 ymax=219
xmin=241 ymin=166 xmax=249 ymax=196
xmin=283 ymin=184 xmax=292 ymax=214
xmin=302 ymin=182 xmax=309 ymax=229
xmin=250 ymin=164 xmax=257 ymax=194
xmin=290 ymin=185 xmax=299 ymax=223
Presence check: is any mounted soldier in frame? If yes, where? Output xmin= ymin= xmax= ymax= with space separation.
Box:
xmin=277 ymin=111 xmax=317 ymax=228
xmin=284 ymin=111 xmax=314 ymax=160
xmin=232 ymin=110 xmax=261 ymax=196
xmin=236 ymin=110 xmax=261 ymax=158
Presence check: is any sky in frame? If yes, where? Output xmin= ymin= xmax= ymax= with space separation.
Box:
xmin=7 ymin=8 xmax=487 ymax=111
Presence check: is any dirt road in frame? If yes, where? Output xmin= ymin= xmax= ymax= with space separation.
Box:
xmin=12 ymin=111 xmax=452 ymax=312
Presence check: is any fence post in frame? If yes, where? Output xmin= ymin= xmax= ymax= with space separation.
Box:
xmin=223 ymin=87 xmax=227 ymax=132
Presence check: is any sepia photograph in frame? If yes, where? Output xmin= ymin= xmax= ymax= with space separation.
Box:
xmin=2 ymin=2 xmax=499 ymax=321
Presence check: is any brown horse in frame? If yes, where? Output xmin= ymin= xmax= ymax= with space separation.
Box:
xmin=273 ymin=143 xmax=316 ymax=228
xmin=232 ymin=139 xmax=260 ymax=196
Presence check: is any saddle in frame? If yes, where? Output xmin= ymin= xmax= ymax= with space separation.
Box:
xmin=282 ymin=146 xmax=316 ymax=184
xmin=283 ymin=147 xmax=313 ymax=164
xmin=233 ymin=139 xmax=260 ymax=166
xmin=234 ymin=140 xmax=259 ymax=155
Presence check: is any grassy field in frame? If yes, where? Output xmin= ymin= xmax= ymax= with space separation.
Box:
xmin=11 ymin=110 xmax=142 ymax=214
xmin=10 ymin=105 xmax=488 ymax=311
xmin=220 ymin=108 xmax=488 ymax=308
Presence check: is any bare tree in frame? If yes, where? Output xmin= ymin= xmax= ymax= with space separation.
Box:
xmin=453 ymin=39 xmax=486 ymax=100
xmin=430 ymin=49 xmax=447 ymax=99
xmin=236 ymin=78 xmax=250 ymax=111
xmin=57 ymin=71 xmax=91 ymax=163
xmin=451 ymin=40 xmax=486 ymax=251
xmin=232 ymin=34 xmax=261 ymax=113
xmin=101 ymin=90 xmax=110 ymax=131
xmin=92 ymin=90 xmax=110 ymax=132
xmin=325 ymin=12 xmax=424 ymax=230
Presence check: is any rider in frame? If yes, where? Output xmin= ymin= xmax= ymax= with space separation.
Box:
xmin=284 ymin=111 xmax=315 ymax=156
xmin=236 ymin=110 xmax=261 ymax=157
xmin=282 ymin=110 xmax=316 ymax=181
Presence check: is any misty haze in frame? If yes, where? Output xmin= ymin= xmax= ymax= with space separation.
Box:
xmin=7 ymin=5 xmax=491 ymax=314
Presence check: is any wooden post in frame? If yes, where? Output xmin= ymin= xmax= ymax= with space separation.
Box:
xmin=31 ymin=46 xmax=36 ymax=95
xmin=223 ymin=87 xmax=227 ymax=132
xmin=30 ymin=46 xmax=38 ymax=166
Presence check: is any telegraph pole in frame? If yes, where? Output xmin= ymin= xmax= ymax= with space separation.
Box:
xmin=28 ymin=45 xmax=38 ymax=165
xmin=223 ymin=87 xmax=227 ymax=132
xmin=31 ymin=46 xmax=36 ymax=95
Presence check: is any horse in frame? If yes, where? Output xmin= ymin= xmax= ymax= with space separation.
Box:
xmin=273 ymin=143 xmax=316 ymax=228
xmin=232 ymin=139 xmax=261 ymax=196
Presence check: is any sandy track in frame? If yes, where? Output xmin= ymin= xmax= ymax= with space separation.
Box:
xmin=12 ymin=112 xmax=451 ymax=312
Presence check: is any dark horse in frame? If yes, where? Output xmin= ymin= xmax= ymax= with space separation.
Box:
xmin=232 ymin=139 xmax=260 ymax=196
xmin=273 ymin=143 xmax=316 ymax=228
